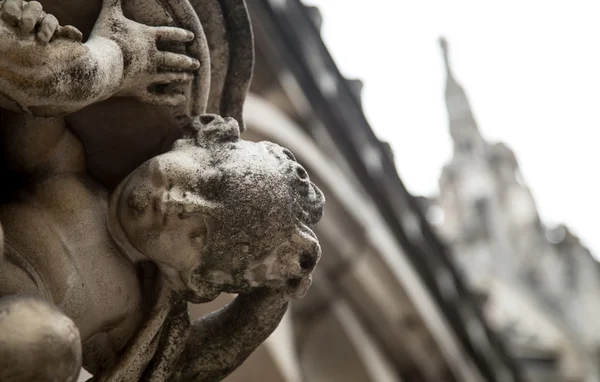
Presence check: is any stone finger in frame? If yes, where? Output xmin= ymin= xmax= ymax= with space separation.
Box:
xmin=286 ymin=275 xmax=312 ymax=300
xmin=157 ymin=52 xmax=200 ymax=72
xmin=152 ymin=72 xmax=194 ymax=85
xmin=1 ymin=0 xmax=23 ymax=25
xmin=36 ymin=13 xmax=58 ymax=44
xmin=154 ymin=26 xmax=194 ymax=43
xmin=19 ymin=1 xmax=43 ymax=33
xmin=55 ymin=25 xmax=83 ymax=42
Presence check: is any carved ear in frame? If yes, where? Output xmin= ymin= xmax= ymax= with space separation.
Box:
xmin=191 ymin=0 xmax=254 ymax=132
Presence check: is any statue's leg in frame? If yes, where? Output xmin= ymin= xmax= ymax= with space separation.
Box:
xmin=0 ymin=295 xmax=82 ymax=382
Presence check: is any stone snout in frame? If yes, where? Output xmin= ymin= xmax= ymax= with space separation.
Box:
xmin=242 ymin=229 xmax=322 ymax=299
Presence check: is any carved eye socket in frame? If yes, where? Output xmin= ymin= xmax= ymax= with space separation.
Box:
xmin=282 ymin=149 xmax=296 ymax=162
xmin=199 ymin=115 xmax=216 ymax=124
xmin=296 ymin=167 xmax=308 ymax=180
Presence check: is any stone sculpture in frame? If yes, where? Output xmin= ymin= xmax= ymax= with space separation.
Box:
xmin=0 ymin=0 xmax=325 ymax=381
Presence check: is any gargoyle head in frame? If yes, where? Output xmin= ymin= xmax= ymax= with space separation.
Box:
xmin=109 ymin=115 xmax=325 ymax=302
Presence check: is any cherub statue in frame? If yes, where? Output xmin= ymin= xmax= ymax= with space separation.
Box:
xmin=0 ymin=0 xmax=325 ymax=381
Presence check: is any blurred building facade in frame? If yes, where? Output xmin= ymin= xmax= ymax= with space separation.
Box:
xmin=419 ymin=38 xmax=600 ymax=382
xmin=189 ymin=2 xmax=523 ymax=382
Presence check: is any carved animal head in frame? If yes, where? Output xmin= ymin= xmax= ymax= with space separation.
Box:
xmin=110 ymin=115 xmax=325 ymax=302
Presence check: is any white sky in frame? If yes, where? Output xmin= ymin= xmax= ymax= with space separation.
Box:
xmin=303 ymin=0 xmax=600 ymax=258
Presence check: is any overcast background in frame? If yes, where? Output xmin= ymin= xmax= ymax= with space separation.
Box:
xmin=302 ymin=0 xmax=600 ymax=259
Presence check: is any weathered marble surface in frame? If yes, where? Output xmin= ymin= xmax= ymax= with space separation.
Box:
xmin=0 ymin=0 xmax=324 ymax=381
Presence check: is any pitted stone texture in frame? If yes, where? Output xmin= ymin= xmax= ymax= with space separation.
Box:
xmin=112 ymin=114 xmax=325 ymax=302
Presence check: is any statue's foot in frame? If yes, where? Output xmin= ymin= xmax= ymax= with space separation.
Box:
xmin=0 ymin=295 xmax=82 ymax=382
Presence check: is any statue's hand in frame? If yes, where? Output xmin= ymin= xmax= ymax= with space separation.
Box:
xmin=91 ymin=0 xmax=200 ymax=106
xmin=283 ymin=274 xmax=313 ymax=300
xmin=0 ymin=0 xmax=82 ymax=44
xmin=249 ymin=276 xmax=313 ymax=304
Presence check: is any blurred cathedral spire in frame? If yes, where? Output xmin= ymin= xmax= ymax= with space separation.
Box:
xmin=439 ymin=37 xmax=484 ymax=156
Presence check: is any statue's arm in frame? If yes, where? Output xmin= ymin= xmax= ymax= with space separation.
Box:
xmin=0 ymin=28 xmax=121 ymax=116
xmin=0 ymin=0 xmax=200 ymax=117
xmin=170 ymin=289 xmax=289 ymax=382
